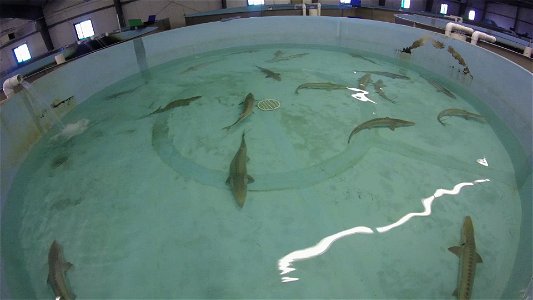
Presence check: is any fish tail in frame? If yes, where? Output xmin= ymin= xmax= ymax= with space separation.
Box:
xmin=223 ymin=118 xmax=241 ymax=130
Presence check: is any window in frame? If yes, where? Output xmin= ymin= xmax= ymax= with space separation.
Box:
xmin=468 ymin=10 xmax=475 ymax=20
xmin=401 ymin=0 xmax=410 ymax=9
xmin=247 ymin=0 xmax=264 ymax=5
xmin=440 ymin=4 xmax=448 ymax=14
xmin=13 ymin=44 xmax=31 ymax=63
xmin=74 ymin=20 xmax=95 ymax=40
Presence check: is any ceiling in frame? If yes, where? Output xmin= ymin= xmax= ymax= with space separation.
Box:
xmin=0 ymin=0 xmax=531 ymax=20
xmin=489 ymin=0 xmax=533 ymax=9
xmin=0 ymin=0 xmax=54 ymax=20
xmin=0 ymin=0 xmax=51 ymax=6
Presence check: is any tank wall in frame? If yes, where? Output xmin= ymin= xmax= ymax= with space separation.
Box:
xmin=2 ymin=16 xmax=532 ymax=203
xmin=0 ymin=39 xmax=140 ymax=206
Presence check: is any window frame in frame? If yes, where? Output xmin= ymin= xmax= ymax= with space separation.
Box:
xmin=74 ymin=19 xmax=95 ymax=40
xmin=12 ymin=43 xmax=31 ymax=64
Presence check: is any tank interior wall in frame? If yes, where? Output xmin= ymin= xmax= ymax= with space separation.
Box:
xmin=1 ymin=16 xmax=531 ymax=297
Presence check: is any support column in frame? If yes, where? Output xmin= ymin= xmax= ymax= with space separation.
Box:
xmin=114 ymin=0 xmax=126 ymax=28
xmin=458 ymin=0 xmax=468 ymax=19
xmin=35 ymin=16 xmax=54 ymax=51
xmin=425 ymin=0 xmax=434 ymax=13
xmin=481 ymin=0 xmax=489 ymax=22
xmin=513 ymin=7 xmax=520 ymax=31
xmin=222 ymin=0 xmax=227 ymax=9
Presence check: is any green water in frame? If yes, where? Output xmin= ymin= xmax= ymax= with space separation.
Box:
xmin=2 ymin=45 xmax=525 ymax=299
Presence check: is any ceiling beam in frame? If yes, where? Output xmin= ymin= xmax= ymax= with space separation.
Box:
xmin=113 ymin=0 xmax=126 ymax=28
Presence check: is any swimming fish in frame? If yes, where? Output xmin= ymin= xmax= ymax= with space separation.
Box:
xmin=401 ymin=36 xmax=430 ymax=53
xmin=295 ymin=82 xmax=347 ymax=94
xmin=432 ymin=39 xmax=445 ymax=49
xmin=449 ymin=216 xmax=483 ymax=300
xmin=448 ymin=46 xmax=467 ymax=66
xmin=47 ymin=240 xmax=76 ymax=300
xmin=106 ymin=86 xmax=141 ymax=100
xmin=349 ymin=53 xmax=378 ymax=65
xmin=358 ymin=73 xmax=372 ymax=90
xmin=226 ymin=131 xmax=254 ymax=208
xmin=447 ymin=46 xmax=472 ymax=77
xmin=267 ymin=53 xmax=308 ymax=63
xmin=181 ymin=61 xmax=215 ymax=74
xmin=228 ymin=49 xmax=258 ymax=56
xmin=51 ymin=96 xmax=74 ymax=108
xmin=423 ymin=77 xmax=456 ymax=99
xmin=356 ymin=71 xmax=410 ymax=80
xmin=146 ymin=96 xmax=201 ymax=116
xmin=374 ymin=79 xmax=396 ymax=103
xmin=348 ymin=117 xmax=415 ymax=143
xmin=437 ymin=108 xmax=485 ymax=126
xmin=256 ymin=66 xmax=281 ymax=81
xmin=223 ymin=93 xmax=255 ymax=130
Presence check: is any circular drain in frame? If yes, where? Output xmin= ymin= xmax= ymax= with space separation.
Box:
xmin=257 ymin=99 xmax=280 ymax=111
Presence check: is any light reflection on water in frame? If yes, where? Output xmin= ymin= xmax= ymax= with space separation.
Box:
xmin=347 ymin=87 xmax=375 ymax=103
xmin=278 ymin=178 xmax=490 ymax=282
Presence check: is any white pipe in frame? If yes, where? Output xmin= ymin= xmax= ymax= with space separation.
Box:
xmin=470 ymin=31 xmax=496 ymax=45
xmin=445 ymin=22 xmax=474 ymax=37
xmin=2 ymin=74 xmax=22 ymax=99
xmin=523 ymin=46 xmax=532 ymax=58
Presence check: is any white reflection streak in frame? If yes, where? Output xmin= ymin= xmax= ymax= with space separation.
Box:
xmin=278 ymin=226 xmax=374 ymax=280
xmin=376 ymin=179 xmax=490 ymax=233
xmin=347 ymin=87 xmax=376 ymax=103
xmin=278 ymin=179 xmax=490 ymax=282
xmin=476 ymin=157 xmax=489 ymax=166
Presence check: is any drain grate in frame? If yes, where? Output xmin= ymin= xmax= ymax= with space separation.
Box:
xmin=257 ymin=99 xmax=280 ymax=111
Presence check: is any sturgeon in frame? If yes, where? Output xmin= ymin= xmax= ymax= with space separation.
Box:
xmin=432 ymin=39 xmax=445 ymax=49
xmin=295 ymin=82 xmax=347 ymax=94
xmin=437 ymin=108 xmax=485 ymax=126
xmin=374 ymin=79 xmax=396 ymax=103
xmin=423 ymin=77 xmax=456 ymax=99
xmin=47 ymin=240 xmax=75 ymax=300
xmin=181 ymin=60 xmax=215 ymax=74
xmin=448 ymin=216 xmax=483 ymax=300
xmin=358 ymin=73 xmax=372 ymax=90
xmin=256 ymin=66 xmax=281 ymax=81
xmin=348 ymin=117 xmax=415 ymax=143
xmin=356 ymin=71 xmax=410 ymax=80
xmin=349 ymin=53 xmax=378 ymax=65
xmin=146 ymin=96 xmax=201 ymax=116
xmin=106 ymin=85 xmax=141 ymax=100
xmin=401 ymin=36 xmax=430 ymax=54
xmin=223 ymin=93 xmax=255 ymax=130
xmin=267 ymin=53 xmax=308 ymax=63
xmin=226 ymin=131 xmax=254 ymax=208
